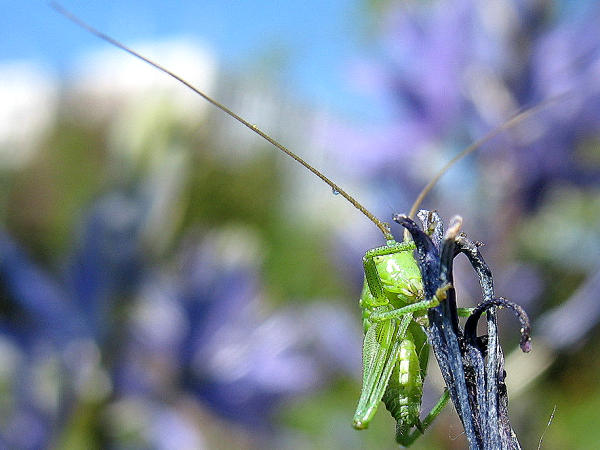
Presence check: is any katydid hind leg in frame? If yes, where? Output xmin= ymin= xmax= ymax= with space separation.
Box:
xmin=352 ymin=324 xmax=399 ymax=430
xmin=353 ymin=315 xmax=412 ymax=429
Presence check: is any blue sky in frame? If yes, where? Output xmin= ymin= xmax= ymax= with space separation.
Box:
xmin=2 ymin=0 xmax=384 ymax=120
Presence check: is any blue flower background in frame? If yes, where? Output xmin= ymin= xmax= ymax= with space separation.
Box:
xmin=1 ymin=1 xmax=600 ymax=448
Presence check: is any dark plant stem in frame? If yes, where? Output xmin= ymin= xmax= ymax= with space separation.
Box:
xmin=395 ymin=212 xmax=531 ymax=450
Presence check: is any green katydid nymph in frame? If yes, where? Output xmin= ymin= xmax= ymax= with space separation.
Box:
xmin=352 ymin=238 xmax=450 ymax=446
xmin=52 ymin=2 xmax=539 ymax=446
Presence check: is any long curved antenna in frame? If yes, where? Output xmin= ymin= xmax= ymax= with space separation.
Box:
xmin=50 ymin=2 xmax=394 ymax=240
xmin=407 ymin=92 xmax=570 ymax=219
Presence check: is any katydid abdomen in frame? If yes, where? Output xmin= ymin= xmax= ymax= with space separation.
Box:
xmin=382 ymin=333 xmax=424 ymax=438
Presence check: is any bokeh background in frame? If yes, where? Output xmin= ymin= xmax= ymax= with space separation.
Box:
xmin=2 ymin=0 xmax=600 ymax=448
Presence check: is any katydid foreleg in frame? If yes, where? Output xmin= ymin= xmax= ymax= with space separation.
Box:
xmin=368 ymin=284 xmax=452 ymax=323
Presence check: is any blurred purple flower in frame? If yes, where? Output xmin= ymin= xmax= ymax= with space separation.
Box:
xmin=0 ymin=190 xmax=146 ymax=446
xmin=510 ymin=7 xmax=600 ymax=206
xmin=117 ymin=233 xmax=362 ymax=429
xmin=0 ymin=192 xmax=146 ymax=344
xmin=329 ymin=0 xmax=489 ymax=173
xmin=1 ymin=192 xmax=363 ymax=442
xmin=330 ymin=0 xmax=600 ymax=209
xmin=65 ymin=192 xmax=146 ymax=340
xmin=0 ymin=230 xmax=84 ymax=342
xmin=325 ymin=1 xmax=600 ymax=329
